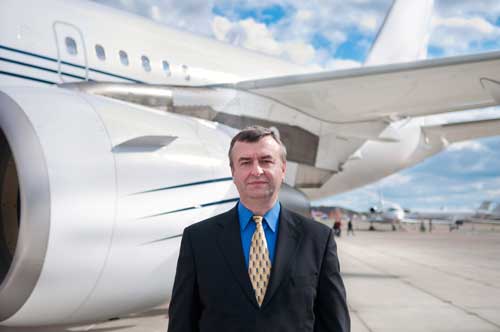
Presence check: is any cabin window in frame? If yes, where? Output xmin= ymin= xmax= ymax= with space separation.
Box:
xmin=162 ymin=60 xmax=171 ymax=76
xmin=119 ymin=50 xmax=129 ymax=66
xmin=95 ymin=44 xmax=106 ymax=61
xmin=65 ymin=37 xmax=77 ymax=55
xmin=141 ymin=55 xmax=151 ymax=72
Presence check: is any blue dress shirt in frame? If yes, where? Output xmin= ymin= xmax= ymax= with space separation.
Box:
xmin=238 ymin=201 xmax=280 ymax=268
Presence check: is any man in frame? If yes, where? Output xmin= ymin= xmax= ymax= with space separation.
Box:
xmin=347 ymin=218 xmax=355 ymax=236
xmin=168 ymin=126 xmax=350 ymax=332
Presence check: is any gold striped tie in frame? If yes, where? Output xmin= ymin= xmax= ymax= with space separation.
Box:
xmin=248 ymin=215 xmax=271 ymax=306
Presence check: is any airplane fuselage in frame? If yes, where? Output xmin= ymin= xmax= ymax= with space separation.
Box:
xmin=0 ymin=0 xmax=307 ymax=87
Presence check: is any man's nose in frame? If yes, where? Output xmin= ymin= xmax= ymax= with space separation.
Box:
xmin=250 ymin=162 xmax=263 ymax=176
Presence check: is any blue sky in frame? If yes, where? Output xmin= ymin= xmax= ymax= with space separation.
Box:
xmin=94 ymin=0 xmax=500 ymax=212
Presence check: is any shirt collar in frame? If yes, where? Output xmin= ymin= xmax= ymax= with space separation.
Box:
xmin=238 ymin=200 xmax=280 ymax=233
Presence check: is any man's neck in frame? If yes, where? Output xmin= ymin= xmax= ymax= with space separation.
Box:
xmin=240 ymin=197 xmax=278 ymax=216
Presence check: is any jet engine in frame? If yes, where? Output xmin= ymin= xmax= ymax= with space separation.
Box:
xmin=0 ymin=86 xmax=240 ymax=326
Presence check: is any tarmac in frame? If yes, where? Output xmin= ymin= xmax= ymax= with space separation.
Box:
xmin=1 ymin=222 xmax=500 ymax=332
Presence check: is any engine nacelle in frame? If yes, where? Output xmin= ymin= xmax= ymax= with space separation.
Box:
xmin=0 ymin=86 xmax=238 ymax=326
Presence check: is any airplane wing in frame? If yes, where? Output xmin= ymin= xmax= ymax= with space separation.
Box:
xmin=218 ymin=51 xmax=500 ymax=123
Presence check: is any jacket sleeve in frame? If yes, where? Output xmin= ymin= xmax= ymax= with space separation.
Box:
xmin=167 ymin=228 xmax=201 ymax=332
xmin=314 ymin=229 xmax=351 ymax=332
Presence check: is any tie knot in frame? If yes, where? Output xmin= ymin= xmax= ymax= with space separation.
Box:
xmin=252 ymin=215 xmax=263 ymax=224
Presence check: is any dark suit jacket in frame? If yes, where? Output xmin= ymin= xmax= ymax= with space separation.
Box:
xmin=168 ymin=205 xmax=350 ymax=332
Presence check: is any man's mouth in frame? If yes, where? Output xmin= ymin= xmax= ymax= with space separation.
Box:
xmin=247 ymin=181 xmax=268 ymax=185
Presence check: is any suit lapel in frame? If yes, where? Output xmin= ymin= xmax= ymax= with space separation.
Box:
xmin=216 ymin=206 xmax=259 ymax=308
xmin=261 ymin=207 xmax=302 ymax=307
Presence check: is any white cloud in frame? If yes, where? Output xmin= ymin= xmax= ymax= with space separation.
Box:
xmin=295 ymin=9 xmax=313 ymax=22
xmin=359 ymin=14 xmax=379 ymax=32
xmin=445 ymin=16 xmax=495 ymax=34
xmin=324 ymin=59 xmax=362 ymax=70
xmin=435 ymin=0 xmax=500 ymax=22
xmin=281 ymin=40 xmax=316 ymax=64
xmin=429 ymin=1 xmax=500 ymax=55
xmin=430 ymin=15 xmax=500 ymax=54
xmin=485 ymin=189 xmax=500 ymax=198
xmin=238 ymin=18 xmax=282 ymax=55
xmin=379 ymin=173 xmax=413 ymax=187
xmin=322 ymin=30 xmax=348 ymax=45
xmin=212 ymin=15 xmax=317 ymax=65
xmin=93 ymin=0 xmax=216 ymax=35
xmin=447 ymin=141 xmax=488 ymax=152
xmin=212 ymin=15 xmax=232 ymax=40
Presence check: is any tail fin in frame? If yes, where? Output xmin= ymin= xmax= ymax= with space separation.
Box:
xmin=491 ymin=203 xmax=500 ymax=216
xmin=365 ymin=0 xmax=434 ymax=66
xmin=477 ymin=201 xmax=492 ymax=213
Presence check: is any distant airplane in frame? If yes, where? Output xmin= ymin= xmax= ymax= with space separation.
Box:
xmin=397 ymin=200 xmax=500 ymax=230
xmin=367 ymin=189 xmax=406 ymax=231
xmin=368 ymin=204 xmax=406 ymax=231
xmin=3 ymin=0 xmax=500 ymax=327
xmin=405 ymin=207 xmax=471 ymax=230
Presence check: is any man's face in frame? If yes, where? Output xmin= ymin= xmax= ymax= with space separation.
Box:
xmin=231 ymin=136 xmax=286 ymax=204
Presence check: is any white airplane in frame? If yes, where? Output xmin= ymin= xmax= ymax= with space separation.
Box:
xmin=406 ymin=207 xmax=471 ymax=225
xmin=367 ymin=189 xmax=406 ymax=230
xmin=2 ymin=0 xmax=500 ymax=327
xmin=368 ymin=204 xmax=406 ymax=231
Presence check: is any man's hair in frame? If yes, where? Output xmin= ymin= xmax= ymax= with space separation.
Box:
xmin=228 ymin=125 xmax=287 ymax=167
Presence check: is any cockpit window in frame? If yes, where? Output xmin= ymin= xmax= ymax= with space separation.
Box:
xmin=141 ymin=55 xmax=151 ymax=72
xmin=95 ymin=44 xmax=106 ymax=61
xmin=65 ymin=37 xmax=77 ymax=55
xmin=119 ymin=50 xmax=129 ymax=66
xmin=162 ymin=60 xmax=171 ymax=76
